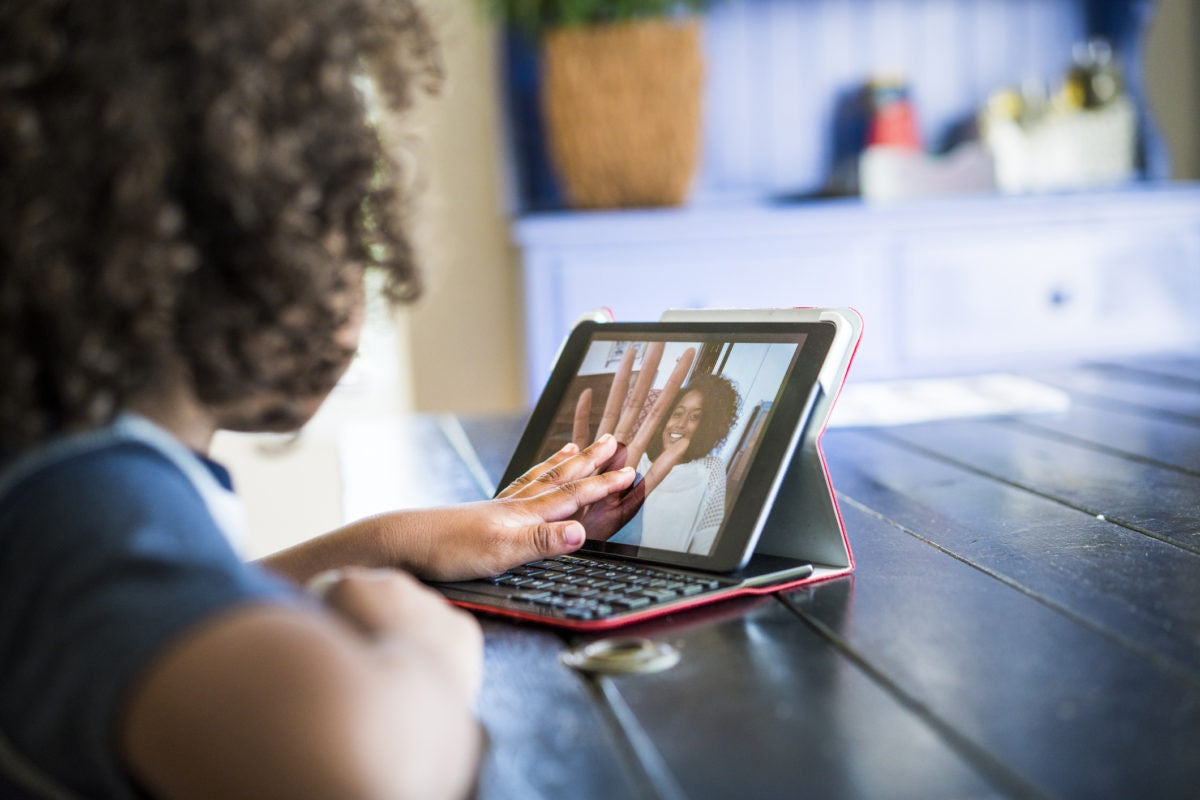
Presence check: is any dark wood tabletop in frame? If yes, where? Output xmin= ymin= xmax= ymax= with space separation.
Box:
xmin=398 ymin=356 xmax=1200 ymax=800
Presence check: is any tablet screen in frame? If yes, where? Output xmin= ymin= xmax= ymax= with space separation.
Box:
xmin=501 ymin=321 xmax=836 ymax=572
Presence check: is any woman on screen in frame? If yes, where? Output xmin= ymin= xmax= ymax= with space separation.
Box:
xmin=611 ymin=373 xmax=741 ymax=555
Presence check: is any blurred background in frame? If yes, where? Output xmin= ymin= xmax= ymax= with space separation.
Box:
xmin=218 ymin=0 xmax=1200 ymax=554
xmin=398 ymin=0 xmax=1199 ymax=413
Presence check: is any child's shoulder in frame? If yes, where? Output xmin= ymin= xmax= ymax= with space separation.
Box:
xmin=0 ymin=420 xmax=239 ymax=560
xmin=1 ymin=430 xmax=200 ymax=521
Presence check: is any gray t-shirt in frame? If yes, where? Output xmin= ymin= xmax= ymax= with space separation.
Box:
xmin=0 ymin=416 xmax=300 ymax=799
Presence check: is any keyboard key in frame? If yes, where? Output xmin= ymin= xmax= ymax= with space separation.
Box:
xmin=511 ymin=590 xmax=553 ymax=602
xmin=608 ymin=595 xmax=652 ymax=610
xmin=562 ymin=607 xmax=596 ymax=620
xmin=558 ymin=586 xmax=600 ymax=599
xmin=582 ymin=578 xmax=617 ymax=590
xmin=447 ymin=581 xmax=536 ymax=601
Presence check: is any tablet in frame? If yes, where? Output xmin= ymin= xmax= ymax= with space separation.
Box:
xmin=498 ymin=319 xmax=838 ymax=573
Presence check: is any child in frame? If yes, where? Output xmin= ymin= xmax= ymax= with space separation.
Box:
xmin=0 ymin=1 xmax=634 ymax=797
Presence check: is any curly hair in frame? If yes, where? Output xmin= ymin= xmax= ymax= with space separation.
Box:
xmin=645 ymin=372 xmax=741 ymax=464
xmin=0 ymin=0 xmax=441 ymax=452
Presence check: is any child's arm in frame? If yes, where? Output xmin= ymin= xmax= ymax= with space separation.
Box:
xmin=259 ymin=435 xmax=638 ymax=583
xmin=121 ymin=570 xmax=483 ymax=800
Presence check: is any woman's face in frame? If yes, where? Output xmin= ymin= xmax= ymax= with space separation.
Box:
xmin=662 ymin=389 xmax=704 ymax=453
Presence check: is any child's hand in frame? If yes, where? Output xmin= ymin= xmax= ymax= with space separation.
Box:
xmin=260 ymin=439 xmax=637 ymax=586
xmin=366 ymin=439 xmax=638 ymax=582
xmin=311 ymin=567 xmax=483 ymax=704
xmin=498 ymin=429 xmax=626 ymax=500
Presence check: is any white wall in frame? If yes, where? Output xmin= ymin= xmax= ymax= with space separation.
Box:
xmin=394 ymin=2 xmax=525 ymax=414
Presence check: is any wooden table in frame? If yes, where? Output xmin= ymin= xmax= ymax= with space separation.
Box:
xmin=348 ymin=356 xmax=1200 ymax=799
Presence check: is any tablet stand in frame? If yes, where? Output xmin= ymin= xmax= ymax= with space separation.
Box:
xmin=659 ymin=307 xmax=862 ymax=581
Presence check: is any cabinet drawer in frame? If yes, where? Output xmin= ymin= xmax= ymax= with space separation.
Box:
xmin=900 ymin=226 xmax=1200 ymax=368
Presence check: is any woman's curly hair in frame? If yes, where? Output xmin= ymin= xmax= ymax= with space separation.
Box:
xmin=0 ymin=0 xmax=441 ymax=452
xmin=645 ymin=372 xmax=741 ymax=464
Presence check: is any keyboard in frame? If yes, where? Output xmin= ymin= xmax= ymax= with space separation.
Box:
xmin=437 ymin=554 xmax=734 ymax=622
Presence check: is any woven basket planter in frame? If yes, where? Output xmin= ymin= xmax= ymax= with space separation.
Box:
xmin=540 ymin=18 xmax=704 ymax=209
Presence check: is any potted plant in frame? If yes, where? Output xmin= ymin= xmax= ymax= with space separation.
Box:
xmin=480 ymin=0 xmax=710 ymax=209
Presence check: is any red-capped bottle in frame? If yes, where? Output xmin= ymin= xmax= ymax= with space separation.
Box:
xmin=866 ymin=77 xmax=923 ymax=150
